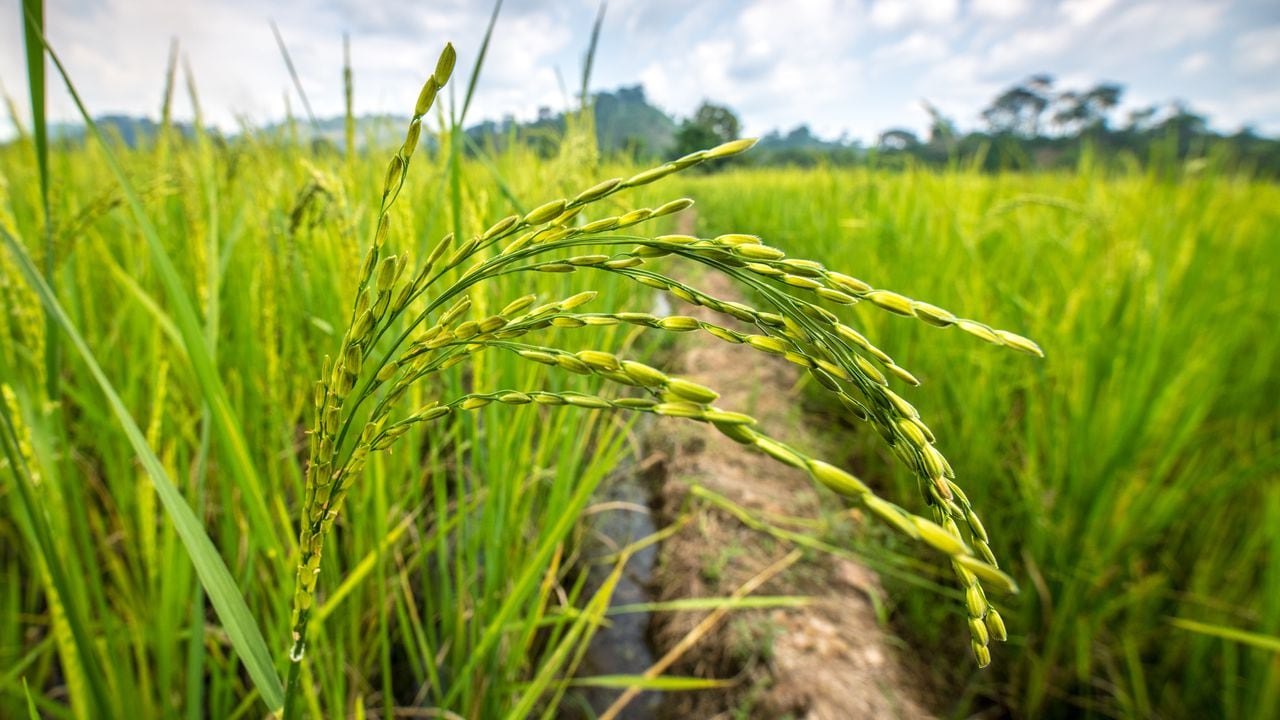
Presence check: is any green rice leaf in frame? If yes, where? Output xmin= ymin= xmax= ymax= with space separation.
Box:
xmin=1171 ymin=618 xmax=1280 ymax=653
xmin=1 ymin=227 xmax=286 ymax=712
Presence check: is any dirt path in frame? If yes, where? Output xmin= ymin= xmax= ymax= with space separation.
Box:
xmin=641 ymin=212 xmax=934 ymax=719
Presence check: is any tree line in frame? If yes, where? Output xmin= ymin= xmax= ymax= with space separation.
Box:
xmin=672 ymin=76 xmax=1280 ymax=177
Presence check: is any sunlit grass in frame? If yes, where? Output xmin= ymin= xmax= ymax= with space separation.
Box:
xmin=679 ymin=161 xmax=1280 ymax=718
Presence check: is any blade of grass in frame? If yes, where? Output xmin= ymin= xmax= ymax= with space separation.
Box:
xmin=1 ymin=227 xmax=286 ymax=712
xmin=606 ymin=596 xmax=811 ymax=615
xmin=567 ymin=675 xmax=732 ymax=690
xmin=579 ymin=1 xmax=606 ymax=107
xmin=20 ymin=0 xmax=56 ymax=400
xmin=2 ymin=396 xmax=112 ymax=716
xmin=183 ymin=57 xmax=213 ymax=720
xmin=599 ymin=550 xmax=803 ymax=720
xmin=343 ymin=33 xmax=354 ymax=160
xmin=23 ymin=678 xmax=40 ymax=720
xmin=1171 ymin=618 xmax=1280 ymax=653
xmin=158 ymin=37 xmax=178 ymax=151
xmin=459 ymin=0 xmax=503 ymax=125
xmin=270 ymin=20 xmax=319 ymax=131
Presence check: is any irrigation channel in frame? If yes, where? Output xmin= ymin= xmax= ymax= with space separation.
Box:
xmin=574 ymin=441 xmax=665 ymax=719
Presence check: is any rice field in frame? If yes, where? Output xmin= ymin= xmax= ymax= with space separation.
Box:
xmin=2 ymin=32 xmax=1279 ymax=720
xmin=680 ymin=162 xmax=1280 ymax=718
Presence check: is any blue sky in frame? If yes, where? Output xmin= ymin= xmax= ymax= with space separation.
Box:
xmin=1 ymin=0 xmax=1278 ymax=142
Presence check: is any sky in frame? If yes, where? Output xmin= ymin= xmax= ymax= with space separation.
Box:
xmin=1 ymin=0 xmax=1278 ymax=143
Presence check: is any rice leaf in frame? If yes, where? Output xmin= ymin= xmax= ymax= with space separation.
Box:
xmin=1 ymin=228 xmax=286 ymax=712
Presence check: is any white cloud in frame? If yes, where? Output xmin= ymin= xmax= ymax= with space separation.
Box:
xmin=1 ymin=0 xmax=1278 ymax=143
xmin=869 ymin=0 xmax=959 ymax=29
xmin=1060 ymin=0 xmax=1119 ymax=26
xmin=971 ymin=0 xmax=1031 ymax=20
xmin=1180 ymin=51 xmax=1211 ymax=74
xmin=1234 ymin=27 xmax=1280 ymax=73
xmin=986 ymin=26 xmax=1075 ymax=71
xmin=874 ymin=31 xmax=949 ymax=64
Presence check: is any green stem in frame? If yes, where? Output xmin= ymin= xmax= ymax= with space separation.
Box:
xmin=281 ymin=639 xmax=305 ymax=720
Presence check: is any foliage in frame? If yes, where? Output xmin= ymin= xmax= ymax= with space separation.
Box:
xmin=671 ymin=102 xmax=743 ymax=163
xmin=2 ymin=35 xmax=1029 ymax=720
xmin=681 ymin=164 xmax=1280 ymax=719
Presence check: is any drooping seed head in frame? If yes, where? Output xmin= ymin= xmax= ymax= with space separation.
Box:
xmin=402 ymin=119 xmax=422 ymax=158
xmin=478 ymin=315 xmax=506 ymax=333
xmin=913 ymin=301 xmax=957 ymax=327
xmin=501 ymin=295 xmax=537 ymax=316
xmin=574 ymin=177 xmax=622 ymax=204
xmin=482 ymin=215 xmax=521 ymax=241
xmin=954 ymin=555 xmax=1018 ymax=594
xmin=653 ymin=401 xmax=706 ymax=419
xmin=866 ymin=290 xmax=917 ymax=317
xmin=518 ymin=350 xmax=557 ymax=365
xmin=672 ymin=150 xmax=707 ymax=168
xmin=525 ymin=199 xmax=568 ymax=225
xmin=536 ymin=262 xmax=576 ymax=273
xmin=653 ymin=198 xmax=695 ymax=216
xmin=621 ymin=361 xmax=669 ymax=387
xmin=957 ymin=319 xmax=1001 ymax=345
xmin=605 ymin=256 xmax=644 ymax=269
xmin=561 ymin=291 xmax=598 ymax=309
xmin=414 ymin=76 xmax=440 ymax=117
xmin=566 ymin=394 xmax=612 ymax=409
xmin=734 ymin=244 xmax=786 ymax=261
xmin=376 ymin=256 xmax=399 ymax=293
xmin=579 ymin=216 xmax=620 ymax=233
xmin=965 ymin=583 xmax=988 ymax=618
xmin=746 ymin=335 xmax=789 ymax=355
xmin=381 ymin=157 xmax=405 ymax=202
xmin=972 ymin=642 xmax=991 ymax=668
xmin=782 ymin=274 xmax=823 ymax=290
xmin=658 ymin=316 xmax=701 ymax=332
xmin=886 ymin=364 xmax=921 ymax=386
xmin=703 ymin=409 xmax=755 ymax=425
xmin=438 ymin=297 xmax=472 ymax=326
xmin=460 ymin=397 xmax=491 ymax=411
xmin=704 ymin=137 xmax=758 ymax=159
xmin=912 ymin=516 xmax=969 ymax=556
xmin=807 ymin=460 xmax=870 ymax=497
xmin=754 ymin=436 xmax=806 ymax=468
xmin=827 ymin=272 xmax=872 ymax=295
xmin=623 ymin=164 xmax=678 ymax=187
xmin=862 ymin=495 xmax=921 ymax=539
xmin=816 ymin=288 xmax=858 ymax=305
xmin=985 ymin=609 xmax=1008 ymax=641
xmin=995 ymin=329 xmax=1044 ymax=357
xmin=618 ymin=208 xmax=653 ymax=226
xmin=433 ymin=43 xmax=457 ymax=85
xmin=666 ymin=378 xmax=719 ymax=403
xmin=714 ymin=420 xmax=758 ymax=444
xmin=576 ymin=350 xmax=620 ymax=371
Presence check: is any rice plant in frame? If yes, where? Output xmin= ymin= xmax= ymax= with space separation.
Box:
xmin=0 ymin=24 xmax=1050 ymax=720
xmin=681 ymin=164 xmax=1280 ymax=718
xmin=276 ymin=42 xmax=1034 ymax=716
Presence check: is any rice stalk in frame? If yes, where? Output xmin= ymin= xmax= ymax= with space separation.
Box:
xmin=282 ymin=44 xmax=1041 ymax=715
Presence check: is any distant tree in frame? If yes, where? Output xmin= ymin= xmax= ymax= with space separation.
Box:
xmin=982 ymin=75 xmax=1054 ymax=137
xmin=878 ymin=128 xmax=920 ymax=150
xmin=922 ymin=101 xmax=957 ymax=156
xmin=1053 ymin=83 xmax=1124 ymax=135
xmin=672 ymin=101 xmax=740 ymax=160
xmin=1126 ymin=105 xmax=1158 ymax=132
